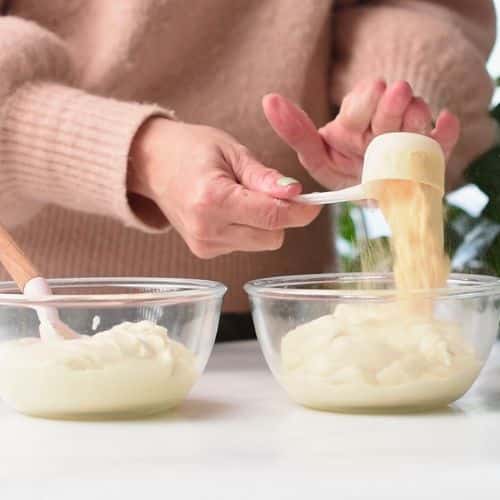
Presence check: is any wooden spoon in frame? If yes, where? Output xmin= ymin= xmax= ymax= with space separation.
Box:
xmin=0 ymin=223 xmax=79 ymax=341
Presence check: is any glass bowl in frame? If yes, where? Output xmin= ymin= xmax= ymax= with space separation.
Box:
xmin=245 ymin=273 xmax=500 ymax=413
xmin=0 ymin=278 xmax=226 ymax=419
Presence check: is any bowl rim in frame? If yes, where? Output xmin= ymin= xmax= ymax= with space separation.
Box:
xmin=0 ymin=277 xmax=227 ymax=307
xmin=244 ymin=272 xmax=500 ymax=301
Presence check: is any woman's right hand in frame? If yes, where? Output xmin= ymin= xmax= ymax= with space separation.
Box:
xmin=127 ymin=118 xmax=320 ymax=259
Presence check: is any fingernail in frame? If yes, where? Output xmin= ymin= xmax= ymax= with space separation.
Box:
xmin=277 ymin=176 xmax=300 ymax=187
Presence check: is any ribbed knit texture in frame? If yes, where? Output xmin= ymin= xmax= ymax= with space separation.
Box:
xmin=0 ymin=0 xmax=496 ymax=311
xmin=1 ymin=82 xmax=172 ymax=231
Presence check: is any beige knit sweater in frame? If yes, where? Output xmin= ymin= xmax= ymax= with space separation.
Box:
xmin=0 ymin=0 xmax=496 ymax=311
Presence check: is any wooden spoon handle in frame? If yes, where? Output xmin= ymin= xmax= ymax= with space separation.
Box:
xmin=0 ymin=223 xmax=40 ymax=290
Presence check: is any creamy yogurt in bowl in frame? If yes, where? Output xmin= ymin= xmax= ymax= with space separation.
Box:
xmin=245 ymin=272 xmax=500 ymax=412
xmin=0 ymin=278 xmax=226 ymax=419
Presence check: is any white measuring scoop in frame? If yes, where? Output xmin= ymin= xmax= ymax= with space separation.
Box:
xmin=294 ymin=132 xmax=445 ymax=205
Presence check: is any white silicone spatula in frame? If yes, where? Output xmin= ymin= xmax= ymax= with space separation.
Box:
xmin=294 ymin=132 xmax=445 ymax=205
xmin=0 ymin=223 xmax=79 ymax=341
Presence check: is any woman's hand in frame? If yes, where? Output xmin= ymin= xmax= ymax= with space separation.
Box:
xmin=263 ymin=79 xmax=461 ymax=190
xmin=128 ymin=118 xmax=320 ymax=259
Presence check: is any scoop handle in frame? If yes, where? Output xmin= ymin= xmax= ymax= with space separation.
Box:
xmin=0 ymin=223 xmax=40 ymax=290
xmin=294 ymin=184 xmax=366 ymax=205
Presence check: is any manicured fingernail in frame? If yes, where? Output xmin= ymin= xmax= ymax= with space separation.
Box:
xmin=277 ymin=176 xmax=300 ymax=187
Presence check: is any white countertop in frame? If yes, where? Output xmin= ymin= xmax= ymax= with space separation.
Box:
xmin=1 ymin=341 xmax=499 ymax=499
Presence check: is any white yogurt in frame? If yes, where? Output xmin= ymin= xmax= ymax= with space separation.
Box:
xmin=0 ymin=321 xmax=197 ymax=418
xmin=281 ymin=303 xmax=480 ymax=411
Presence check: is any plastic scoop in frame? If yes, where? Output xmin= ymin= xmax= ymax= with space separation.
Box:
xmin=0 ymin=223 xmax=79 ymax=341
xmin=294 ymin=132 xmax=445 ymax=205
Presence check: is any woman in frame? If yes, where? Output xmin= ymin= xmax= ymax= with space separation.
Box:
xmin=0 ymin=0 xmax=496 ymax=340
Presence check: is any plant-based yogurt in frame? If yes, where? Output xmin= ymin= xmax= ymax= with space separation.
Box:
xmin=0 ymin=320 xmax=197 ymax=418
xmin=281 ymin=303 xmax=480 ymax=411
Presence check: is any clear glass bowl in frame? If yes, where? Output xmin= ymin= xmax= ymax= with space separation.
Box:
xmin=245 ymin=273 xmax=500 ymax=413
xmin=0 ymin=278 xmax=226 ymax=419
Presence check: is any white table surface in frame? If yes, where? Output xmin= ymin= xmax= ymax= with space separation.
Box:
xmin=1 ymin=340 xmax=499 ymax=499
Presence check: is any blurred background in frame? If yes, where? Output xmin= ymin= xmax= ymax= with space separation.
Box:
xmin=337 ymin=4 xmax=500 ymax=275
xmin=489 ymin=0 xmax=500 ymax=105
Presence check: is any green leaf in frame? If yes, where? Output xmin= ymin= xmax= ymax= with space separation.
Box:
xmin=451 ymin=218 xmax=500 ymax=271
xmin=335 ymin=204 xmax=361 ymax=271
xmin=447 ymin=209 xmax=477 ymax=238
xmin=490 ymin=101 xmax=500 ymax=122
xmin=485 ymin=234 xmax=500 ymax=276
xmin=481 ymin=198 xmax=500 ymax=224
xmin=444 ymin=223 xmax=464 ymax=257
xmin=337 ymin=203 xmax=357 ymax=242
xmin=445 ymin=203 xmax=468 ymax=222
xmin=443 ymin=203 xmax=474 ymax=255
xmin=465 ymin=146 xmax=500 ymax=207
xmin=339 ymin=255 xmax=362 ymax=273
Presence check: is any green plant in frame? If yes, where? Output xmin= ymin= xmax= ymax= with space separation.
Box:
xmin=455 ymin=108 xmax=500 ymax=274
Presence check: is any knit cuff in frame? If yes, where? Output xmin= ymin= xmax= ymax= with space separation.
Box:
xmin=0 ymin=81 xmax=174 ymax=232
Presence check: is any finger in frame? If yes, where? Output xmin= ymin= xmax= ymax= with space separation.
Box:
xmin=232 ymin=152 xmax=302 ymax=199
xmin=326 ymin=145 xmax=363 ymax=185
xmin=336 ymin=78 xmax=386 ymax=132
xmin=402 ymin=97 xmax=433 ymax=134
xmin=224 ymin=183 xmax=320 ymax=230
xmin=371 ymin=80 xmax=413 ymax=134
xmin=431 ymin=110 xmax=460 ymax=159
xmin=221 ymin=225 xmax=285 ymax=252
xmin=319 ymin=118 xmax=368 ymax=160
xmin=185 ymin=238 xmax=230 ymax=260
xmin=319 ymin=78 xmax=386 ymax=158
xmin=262 ymin=93 xmax=335 ymax=186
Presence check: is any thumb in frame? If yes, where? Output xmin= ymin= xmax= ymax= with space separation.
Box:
xmin=231 ymin=151 xmax=303 ymax=199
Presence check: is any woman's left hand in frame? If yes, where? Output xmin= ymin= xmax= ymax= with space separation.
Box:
xmin=262 ymin=79 xmax=460 ymax=191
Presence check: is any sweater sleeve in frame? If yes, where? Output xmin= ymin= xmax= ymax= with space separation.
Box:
xmin=0 ymin=16 xmax=173 ymax=231
xmin=330 ymin=0 xmax=497 ymax=190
